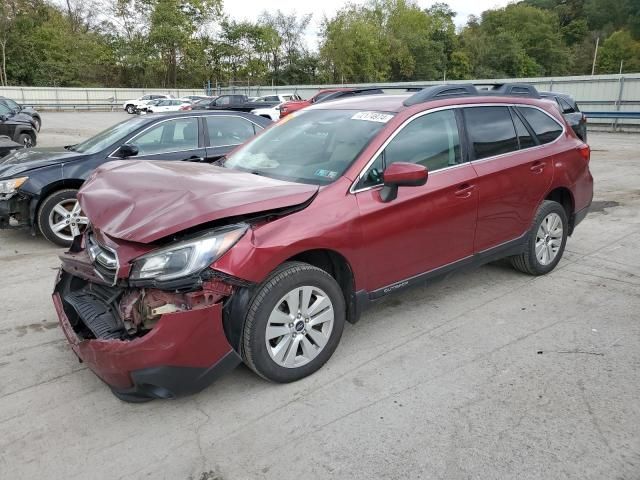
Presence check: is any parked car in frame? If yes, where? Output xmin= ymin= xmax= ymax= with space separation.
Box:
xmin=123 ymin=94 xmax=173 ymax=114
xmin=190 ymin=97 xmax=219 ymax=110
xmin=178 ymin=95 xmax=212 ymax=104
xmin=0 ymin=111 xmax=270 ymax=245
xmin=0 ymin=103 xmax=38 ymax=148
xmin=146 ymin=99 xmax=192 ymax=113
xmin=192 ymin=94 xmax=249 ymax=111
xmin=0 ymin=136 xmax=22 ymax=158
xmin=540 ymin=91 xmax=587 ymax=142
xmin=250 ymin=103 xmax=281 ymax=121
xmin=134 ymin=98 xmax=163 ymax=115
xmin=278 ymin=87 xmax=384 ymax=118
xmin=51 ymin=83 xmax=593 ymax=401
xmin=0 ymin=96 xmax=43 ymax=131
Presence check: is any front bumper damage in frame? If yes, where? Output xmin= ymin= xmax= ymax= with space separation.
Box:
xmin=0 ymin=192 xmax=31 ymax=229
xmin=53 ymin=241 xmax=242 ymax=402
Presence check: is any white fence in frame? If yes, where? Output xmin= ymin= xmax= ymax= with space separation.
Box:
xmin=1 ymin=73 xmax=639 ymax=127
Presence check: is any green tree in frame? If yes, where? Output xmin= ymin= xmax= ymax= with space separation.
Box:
xmin=598 ymin=30 xmax=640 ymax=73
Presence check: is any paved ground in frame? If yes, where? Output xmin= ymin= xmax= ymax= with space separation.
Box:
xmin=1 ymin=113 xmax=639 ymax=479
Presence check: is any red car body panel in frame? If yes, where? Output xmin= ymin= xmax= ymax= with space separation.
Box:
xmin=278 ymin=88 xmax=356 ymax=118
xmin=78 ymin=160 xmax=318 ymax=243
xmin=52 ymin=91 xmax=593 ymax=400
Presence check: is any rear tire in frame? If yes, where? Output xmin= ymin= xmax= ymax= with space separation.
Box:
xmin=511 ymin=200 xmax=568 ymax=275
xmin=242 ymin=262 xmax=345 ymax=383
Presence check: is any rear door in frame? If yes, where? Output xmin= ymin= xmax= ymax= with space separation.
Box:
xmin=353 ymin=109 xmax=478 ymax=292
xmin=122 ymin=116 xmax=207 ymax=162
xmin=464 ymin=105 xmax=556 ymax=252
xmin=203 ymin=115 xmax=262 ymax=162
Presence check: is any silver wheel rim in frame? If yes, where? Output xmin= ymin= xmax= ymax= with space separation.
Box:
xmin=535 ymin=212 xmax=563 ymax=266
xmin=48 ymin=198 xmax=89 ymax=242
xmin=22 ymin=136 xmax=33 ymax=148
xmin=265 ymin=285 xmax=334 ymax=369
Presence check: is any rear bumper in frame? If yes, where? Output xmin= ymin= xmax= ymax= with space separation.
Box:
xmin=53 ymin=274 xmax=241 ymax=401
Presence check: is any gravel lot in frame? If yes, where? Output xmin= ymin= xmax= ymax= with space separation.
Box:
xmin=1 ymin=112 xmax=639 ymax=480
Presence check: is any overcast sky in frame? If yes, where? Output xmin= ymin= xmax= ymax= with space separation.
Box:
xmin=224 ymin=0 xmax=514 ymax=49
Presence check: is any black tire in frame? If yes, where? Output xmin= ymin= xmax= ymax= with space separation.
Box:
xmin=511 ymin=200 xmax=568 ymax=276
xmin=17 ymin=133 xmax=35 ymax=148
xmin=37 ymin=189 xmax=81 ymax=247
xmin=125 ymin=104 xmax=135 ymax=114
xmin=242 ymin=261 xmax=346 ymax=383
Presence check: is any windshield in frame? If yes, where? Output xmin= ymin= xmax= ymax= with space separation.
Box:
xmin=224 ymin=109 xmax=393 ymax=185
xmin=2 ymin=98 xmax=20 ymax=111
xmin=70 ymin=117 xmax=149 ymax=154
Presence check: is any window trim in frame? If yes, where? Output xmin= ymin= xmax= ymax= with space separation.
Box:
xmin=349 ymin=103 xmax=565 ymax=194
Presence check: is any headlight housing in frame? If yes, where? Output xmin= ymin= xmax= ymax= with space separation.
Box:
xmin=0 ymin=177 xmax=28 ymax=195
xmin=129 ymin=224 xmax=248 ymax=282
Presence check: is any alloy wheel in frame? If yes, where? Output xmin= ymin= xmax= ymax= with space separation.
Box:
xmin=265 ymin=285 xmax=335 ymax=368
xmin=22 ymin=136 xmax=33 ymax=148
xmin=535 ymin=212 xmax=563 ymax=265
xmin=48 ymin=198 xmax=89 ymax=242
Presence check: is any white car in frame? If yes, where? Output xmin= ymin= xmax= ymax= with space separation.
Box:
xmin=122 ymin=94 xmax=173 ymax=114
xmin=252 ymin=93 xmax=302 ymax=104
xmin=250 ymin=104 xmax=281 ymax=121
xmin=146 ymin=99 xmax=192 ymax=113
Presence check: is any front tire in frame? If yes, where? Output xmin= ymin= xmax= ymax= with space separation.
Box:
xmin=242 ymin=262 xmax=346 ymax=383
xmin=125 ymin=104 xmax=135 ymax=114
xmin=17 ymin=133 xmax=35 ymax=148
xmin=511 ymin=200 xmax=568 ymax=275
xmin=37 ymin=189 xmax=89 ymax=247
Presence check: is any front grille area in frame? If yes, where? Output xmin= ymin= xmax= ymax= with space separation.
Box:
xmin=86 ymin=232 xmax=118 ymax=285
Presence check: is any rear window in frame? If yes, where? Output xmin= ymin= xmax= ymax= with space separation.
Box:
xmin=558 ymin=97 xmax=576 ymax=114
xmin=464 ymin=106 xmax=519 ymax=160
xmin=517 ymin=107 xmax=563 ymax=144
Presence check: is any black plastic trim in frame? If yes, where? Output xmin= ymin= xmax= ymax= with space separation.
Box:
xmin=111 ymin=350 xmax=242 ymax=402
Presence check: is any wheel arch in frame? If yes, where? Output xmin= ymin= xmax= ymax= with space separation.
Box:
xmin=32 ymin=179 xmax=84 ymax=226
xmin=544 ymin=186 xmax=576 ymax=233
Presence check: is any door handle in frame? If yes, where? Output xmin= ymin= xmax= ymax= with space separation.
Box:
xmin=184 ymin=156 xmax=204 ymax=162
xmin=530 ymin=161 xmax=546 ymax=173
xmin=454 ymin=183 xmax=475 ymax=199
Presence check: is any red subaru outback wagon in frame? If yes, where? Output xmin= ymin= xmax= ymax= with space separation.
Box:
xmin=53 ymin=84 xmax=593 ymax=401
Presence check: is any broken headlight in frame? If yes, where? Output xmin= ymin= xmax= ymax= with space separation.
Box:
xmin=130 ymin=224 xmax=248 ymax=282
xmin=0 ymin=177 xmax=28 ymax=194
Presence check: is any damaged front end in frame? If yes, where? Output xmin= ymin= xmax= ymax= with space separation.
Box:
xmin=53 ymin=228 xmax=248 ymax=402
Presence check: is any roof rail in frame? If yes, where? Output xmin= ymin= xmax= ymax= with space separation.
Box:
xmin=403 ymin=84 xmax=479 ymax=106
xmin=402 ymin=82 xmax=541 ymax=107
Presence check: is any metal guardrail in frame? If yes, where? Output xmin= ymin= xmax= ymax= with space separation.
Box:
xmin=584 ymin=111 xmax=640 ymax=119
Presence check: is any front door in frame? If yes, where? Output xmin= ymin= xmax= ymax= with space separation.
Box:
xmin=353 ymin=109 xmax=478 ymax=293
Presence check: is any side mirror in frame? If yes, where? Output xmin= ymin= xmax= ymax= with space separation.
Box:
xmin=379 ymin=162 xmax=428 ymax=202
xmin=116 ymin=144 xmax=139 ymax=158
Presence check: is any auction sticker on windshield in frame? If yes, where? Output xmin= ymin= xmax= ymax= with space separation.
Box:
xmin=351 ymin=112 xmax=394 ymax=123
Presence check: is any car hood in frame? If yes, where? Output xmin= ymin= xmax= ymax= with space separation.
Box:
xmin=77 ymin=160 xmax=319 ymax=244
xmin=0 ymin=146 xmax=84 ymax=178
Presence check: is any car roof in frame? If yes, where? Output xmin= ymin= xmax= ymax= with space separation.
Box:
xmin=310 ymin=92 xmax=561 ymax=114
xmin=139 ymin=110 xmax=272 ymax=126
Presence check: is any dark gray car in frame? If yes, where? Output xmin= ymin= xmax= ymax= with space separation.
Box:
xmin=540 ymin=92 xmax=587 ymax=142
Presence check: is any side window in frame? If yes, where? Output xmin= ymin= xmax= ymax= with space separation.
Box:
xmin=141 ymin=95 xmax=151 ymax=100
xmin=511 ymin=109 xmax=536 ymax=149
xmin=264 ymin=96 xmax=279 ymax=102
xmin=558 ymin=97 xmax=575 ymax=114
xmin=464 ymin=106 xmax=518 ymax=160
xmin=517 ymin=107 xmax=563 ymax=144
xmin=357 ymin=110 xmax=461 ymax=189
xmin=216 ymin=96 xmax=231 ymax=106
xmin=130 ymin=118 xmax=199 ymax=155
xmin=207 ymin=117 xmax=257 ymax=147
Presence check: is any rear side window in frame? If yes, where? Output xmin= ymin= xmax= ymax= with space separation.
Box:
xmin=464 ymin=107 xmax=518 ymax=160
xmin=517 ymin=107 xmax=563 ymax=144
xmin=511 ymin=110 xmax=536 ymax=149
xmin=206 ymin=117 xmax=257 ymax=147
xmin=558 ymin=97 xmax=576 ymax=114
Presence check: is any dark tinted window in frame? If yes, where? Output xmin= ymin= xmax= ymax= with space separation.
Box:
xmin=558 ymin=97 xmax=575 ymax=113
xmin=358 ymin=110 xmax=461 ymax=189
xmin=517 ymin=107 xmax=563 ymax=144
xmin=511 ymin=110 xmax=536 ymax=149
xmin=464 ymin=107 xmax=518 ymax=160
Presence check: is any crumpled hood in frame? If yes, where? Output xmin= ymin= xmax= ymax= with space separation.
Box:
xmin=77 ymin=160 xmax=319 ymax=243
xmin=0 ymin=146 xmax=83 ymax=178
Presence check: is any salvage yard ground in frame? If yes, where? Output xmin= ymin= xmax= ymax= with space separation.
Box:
xmin=0 ymin=113 xmax=639 ymax=479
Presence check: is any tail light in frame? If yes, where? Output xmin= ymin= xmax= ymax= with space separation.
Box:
xmin=578 ymin=144 xmax=590 ymax=162
xmin=180 ymin=105 xmax=192 ymax=111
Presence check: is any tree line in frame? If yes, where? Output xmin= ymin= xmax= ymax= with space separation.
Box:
xmin=0 ymin=0 xmax=639 ymax=88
